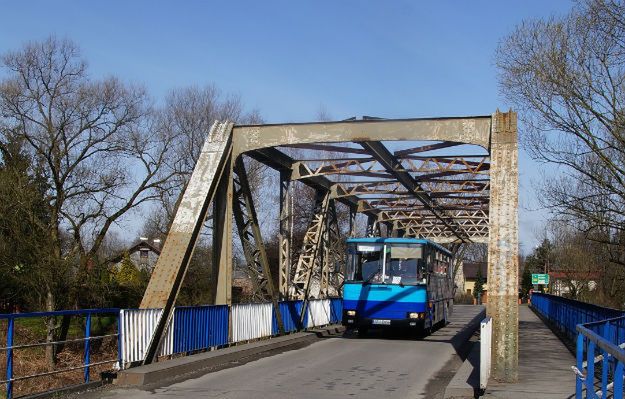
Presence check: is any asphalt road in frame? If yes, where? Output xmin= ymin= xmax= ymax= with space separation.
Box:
xmin=93 ymin=305 xmax=484 ymax=399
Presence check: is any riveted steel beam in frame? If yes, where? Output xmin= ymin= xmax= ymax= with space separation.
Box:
xmin=487 ymin=110 xmax=519 ymax=382
xmin=232 ymin=116 xmax=492 ymax=157
xmin=141 ymin=121 xmax=233 ymax=365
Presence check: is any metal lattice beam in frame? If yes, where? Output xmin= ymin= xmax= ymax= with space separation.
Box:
xmin=358 ymin=141 xmax=470 ymax=243
xmin=290 ymin=190 xmax=331 ymax=300
xmin=232 ymin=157 xmax=284 ymax=333
xmin=278 ymin=171 xmax=292 ymax=299
xmin=247 ymin=147 xmax=380 ymax=220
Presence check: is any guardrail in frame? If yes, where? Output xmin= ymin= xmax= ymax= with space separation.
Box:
xmin=480 ymin=316 xmax=492 ymax=390
xmin=575 ymin=316 xmax=625 ymax=398
xmin=530 ymin=293 xmax=625 ymax=399
xmin=531 ymin=293 xmax=624 ymax=344
xmin=0 ymin=308 xmax=120 ymax=399
xmin=119 ymin=308 xmax=174 ymax=367
xmin=232 ymin=302 xmax=274 ymax=342
xmin=173 ymin=305 xmax=229 ymax=353
xmin=1 ymin=298 xmax=342 ymax=398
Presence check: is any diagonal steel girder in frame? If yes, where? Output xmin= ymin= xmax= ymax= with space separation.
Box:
xmin=358 ymin=141 xmax=469 ymax=242
xmin=232 ymin=156 xmax=285 ymax=333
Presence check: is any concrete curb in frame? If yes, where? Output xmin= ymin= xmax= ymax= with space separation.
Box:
xmin=441 ymin=308 xmax=485 ymax=399
xmin=117 ymin=325 xmax=344 ymax=387
xmin=443 ymin=341 xmax=480 ymax=399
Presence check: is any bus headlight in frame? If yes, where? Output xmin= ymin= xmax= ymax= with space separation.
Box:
xmin=346 ymin=310 xmax=356 ymax=316
xmin=408 ymin=312 xmax=419 ymax=319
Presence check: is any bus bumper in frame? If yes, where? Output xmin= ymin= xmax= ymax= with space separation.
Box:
xmin=342 ymin=313 xmax=426 ymax=330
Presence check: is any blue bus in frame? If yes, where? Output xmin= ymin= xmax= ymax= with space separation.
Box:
xmin=342 ymin=237 xmax=454 ymax=335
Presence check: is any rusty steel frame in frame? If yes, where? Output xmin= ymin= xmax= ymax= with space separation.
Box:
xmin=290 ymin=156 xmax=489 ymax=181
xmin=140 ymin=121 xmax=233 ymax=365
xmin=290 ymin=190 xmax=331 ymax=300
xmin=232 ymin=156 xmax=285 ymax=333
xmin=359 ymin=141 xmax=470 ymax=243
xmin=278 ymin=171 xmax=292 ymax=299
xmin=322 ymin=200 xmax=344 ymax=296
xmin=140 ymin=112 xmax=518 ymax=381
xmin=486 ymin=111 xmax=519 ymax=382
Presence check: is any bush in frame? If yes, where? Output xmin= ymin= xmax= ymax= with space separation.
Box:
xmin=455 ymin=292 xmax=474 ymax=305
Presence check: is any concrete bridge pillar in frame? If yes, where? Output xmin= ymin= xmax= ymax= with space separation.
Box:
xmin=487 ymin=110 xmax=519 ymax=382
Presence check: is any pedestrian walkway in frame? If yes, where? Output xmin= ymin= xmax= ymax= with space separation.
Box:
xmin=485 ymin=305 xmax=575 ymax=399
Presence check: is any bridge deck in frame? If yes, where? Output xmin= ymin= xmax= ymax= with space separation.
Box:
xmin=485 ymin=305 xmax=575 ymax=398
xmin=87 ymin=305 xmax=484 ymax=399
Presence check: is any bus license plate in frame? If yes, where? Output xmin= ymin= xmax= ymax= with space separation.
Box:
xmin=372 ymin=319 xmax=391 ymax=325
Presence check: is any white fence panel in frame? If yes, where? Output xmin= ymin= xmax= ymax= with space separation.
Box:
xmin=480 ymin=316 xmax=492 ymax=389
xmin=307 ymin=299 xmax=331 ymax=328
xmin=119 ymin=308 xmax=174 ymax=368
xmin=232 ymin=303 xmax=273 ymax=342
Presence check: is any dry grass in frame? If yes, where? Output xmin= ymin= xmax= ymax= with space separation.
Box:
xmin=0 ymin=318 xmax=118 ymax=398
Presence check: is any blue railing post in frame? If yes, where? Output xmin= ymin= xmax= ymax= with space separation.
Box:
xmin=117 ymin=310 xmax=123 ymax=370
xmin=615 ymin=361 xmax=624 ymax=399
xmin=586 ymin=341 xmax=596 ymax=397
xmin=84 ymin=313 xmax=91 ymax=383
xmin=6 ymin=316 xmax=14 ymax=399
xmin=576 ymin=332 xmax=584 ymax=399
xmin=601 ymin=322 xmax=610 ymax=398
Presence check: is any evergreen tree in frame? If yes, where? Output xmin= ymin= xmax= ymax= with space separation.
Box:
xmin=0 ymin=133 xmax=52 ymax=312
xmin=521 ymin=266 xmax=533 ymax=299
xmin=473 ymin=267 xmax=485 ymax=301
xmin=110 ymin=253 xmax=147 ymax=308
xmin=114 ymin=253 xmax=142 ymax=287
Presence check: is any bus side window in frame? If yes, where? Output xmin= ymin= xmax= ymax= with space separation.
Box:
xmin=418 ymin=258 xmax=426 ymax=279
xmin=427 ymin=247 xmax=434 ymax=273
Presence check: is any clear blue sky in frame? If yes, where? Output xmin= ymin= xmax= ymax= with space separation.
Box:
xmin=0 ymin=0 xmax=574 ymax=252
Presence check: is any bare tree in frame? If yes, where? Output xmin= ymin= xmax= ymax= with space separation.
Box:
xmin=496 ymin=0 xmax=625 ymax=262
xmin=0 ymin=37 xmax=180 ymax=365
xmin=143 ymin=85 xmax=263 ymax=236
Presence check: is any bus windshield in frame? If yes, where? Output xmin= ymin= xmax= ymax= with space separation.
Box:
xmin=346 ymin=243 xmax=384 ymax=283
xmin=346 ymin=242 xmax=425 ymax=285
xmin=384 ymin=244 xmax=424 ymax=285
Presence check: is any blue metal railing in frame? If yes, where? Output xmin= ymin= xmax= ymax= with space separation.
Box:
xmin=173 ymin=305 xmax=229 ymax=353
xmin=531 ymin=293 xmax=625 ymax=398
xmin=1 ymin=298 xmax=344 ymax=398
xmin=531 ymin=293 xmax=624 ymax=343
xmin=0 ymin=308 xmax=120 ymax=399
xmin=272 ymin=300 xmax=305 ymax=334
xmin=575 ymin=316 xmax=625 ymax=398
xmin=330 ymin=298 xmax=343 ymax=324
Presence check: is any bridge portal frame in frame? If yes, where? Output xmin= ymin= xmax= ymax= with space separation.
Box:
xmin=141 ymin=111 xmax=518 ymax=382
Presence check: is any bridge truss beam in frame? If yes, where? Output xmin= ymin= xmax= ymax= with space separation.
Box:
xmin=232 ymin=156 xmax=284 ymax=333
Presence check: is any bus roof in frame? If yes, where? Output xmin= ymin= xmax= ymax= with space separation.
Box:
xmin=346 ymin=237 xmax=452 ymax=256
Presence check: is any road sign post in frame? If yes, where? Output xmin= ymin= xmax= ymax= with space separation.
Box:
xmin=531 ymin=274 xmax=549 ymax=285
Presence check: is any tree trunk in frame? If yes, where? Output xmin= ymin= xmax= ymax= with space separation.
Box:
xmin=45 ymin=286 xmax=56 ymax=370
xmin=54 ymin=315 xmax=72 ymax=355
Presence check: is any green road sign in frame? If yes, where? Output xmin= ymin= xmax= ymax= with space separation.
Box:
xmin=532 ymin=273 xmax=549 ymax=285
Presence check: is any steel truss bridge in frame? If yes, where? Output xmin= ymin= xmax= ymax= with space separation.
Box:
xmin=138 ymin=111 xmax=519 ymax=382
